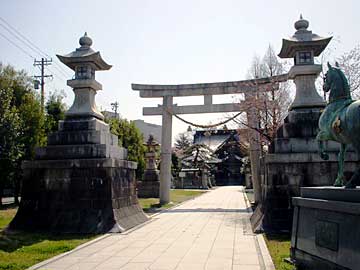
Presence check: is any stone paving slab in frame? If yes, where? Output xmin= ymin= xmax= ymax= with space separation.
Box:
xmin=30 ymin=186 xmax=275 ymax=270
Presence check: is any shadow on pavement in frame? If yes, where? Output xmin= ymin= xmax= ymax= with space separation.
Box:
xmin=161 ymin=208 xmax=252 ymax=213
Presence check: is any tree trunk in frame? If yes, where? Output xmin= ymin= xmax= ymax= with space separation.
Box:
xmin=14 ymin=178 xmax=20 ymax=205
xmin=0 ymin=182 xmax=3 ymax=207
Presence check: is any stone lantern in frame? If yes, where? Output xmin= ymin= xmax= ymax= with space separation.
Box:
xmin=9 ymin=33 xmax=148 ymax=234
xmin=57 ymin=32 xmax=111 ymax=120
xmin=144 ymin=134 xmax=160 ymax=171
xmin=256 ymin=16 xmax=354 ymax=233
xmin=137 ymin=134 xmax=160 ymax=198
xmin=278 ymin=15 xmax=332 ymax=110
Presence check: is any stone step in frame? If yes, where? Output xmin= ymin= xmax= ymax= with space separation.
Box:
xmin=272 ymin=137 xmax=356 ymax=153
xmin=35 ymin=144 xmax=127 ymax=160
xmin=59 ymin=118 xmax=110 ymax=132
xmin=48 ymin=130 xmax=118 ymax=146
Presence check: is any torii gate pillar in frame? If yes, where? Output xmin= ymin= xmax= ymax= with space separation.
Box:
xmin=160 ymin=96 xmax=173 ymax=204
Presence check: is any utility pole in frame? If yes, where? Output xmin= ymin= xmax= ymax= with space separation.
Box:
xmin=34 ymin=58 xmax=52 ymax=112
xmin=111 ymin=101 xmax=119 ymax=118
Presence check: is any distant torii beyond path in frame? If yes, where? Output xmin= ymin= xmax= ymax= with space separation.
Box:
xmin=132 ymin=74 xmax=288 ymax=204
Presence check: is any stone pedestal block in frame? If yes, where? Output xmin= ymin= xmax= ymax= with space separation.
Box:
xmin=9 ymin=118 xmax=148 ymax=233
xmin=291 ymin=187 xmax=360 ymax=270
xmin=137 ymin=170 xmax=160 ymax=198
xmin=255 ymin=16 xmax=338 ymax=234
xmin=254 ymin=109 xmax=360 ymax=233
xmin=10 ymin=158 xmax=147 ymax=233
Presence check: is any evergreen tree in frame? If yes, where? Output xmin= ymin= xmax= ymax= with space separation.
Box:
xmin=174 ymin=132 xmax=192 ymax=150
xmin=0 ymin=87 xmax=23 ymax=206
xmin=0 ymin=64 xmax=45 ymax=204
xmin=106 ymin=117 xmax=146 ymax=179
xmin=45 ymin=91 xmax=66 ymax=133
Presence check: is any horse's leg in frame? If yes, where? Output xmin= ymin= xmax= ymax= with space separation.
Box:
xmin=334 ymin=143 xmax=347 ymax=187
xmin=316 ymin=131 xmax=329 ymax=160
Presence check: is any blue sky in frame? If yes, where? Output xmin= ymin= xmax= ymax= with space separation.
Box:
xmin=1 ymin=0 xmax=360 ymax=141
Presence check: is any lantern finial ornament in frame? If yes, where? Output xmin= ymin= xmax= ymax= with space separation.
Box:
xmin=79 ymin=32 xmax=93 ymax=48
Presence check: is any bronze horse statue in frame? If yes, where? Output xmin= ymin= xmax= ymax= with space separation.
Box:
xmin=317 ymin=62 xmax=360 ymax=187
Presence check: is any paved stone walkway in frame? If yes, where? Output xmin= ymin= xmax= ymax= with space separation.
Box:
xmin=31 ymin=186 xmax=274 ymax=270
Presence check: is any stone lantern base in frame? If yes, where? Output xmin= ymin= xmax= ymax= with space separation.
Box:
xmin=137 ymin=170 xmax=160 ymax=198
xmin=9 ymin=118 xmax=148 ymax=233
xmin=252 ymin=108 xmax=360 ymax=233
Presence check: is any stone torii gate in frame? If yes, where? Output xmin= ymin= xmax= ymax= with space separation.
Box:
xmin=132 ymin=74 xmax=287 ymax=204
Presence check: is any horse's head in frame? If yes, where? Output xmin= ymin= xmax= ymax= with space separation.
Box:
xmin=323 ymin=62 xmax=351 ymax=99
xmin=323 ymin=63 xmax=333 ymax=93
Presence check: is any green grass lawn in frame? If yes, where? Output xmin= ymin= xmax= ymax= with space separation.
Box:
xmin=264 ymin=234 xmax=295 ymax=270
xmin=0 ymin=189 xmax=205 ymax=270
xmin=0 ymin=232 xmax=96 ymax=270
xmin=0 ymin=205 xmax=17 ymax=230
xmin=139 ymin=189 xmax=207 ymax=213
xmin=0 ymin=204 xmax=97 ymax=270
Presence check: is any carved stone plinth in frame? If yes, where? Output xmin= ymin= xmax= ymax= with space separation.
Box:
xmin=137 ymin=145 xmax=160 ymax=198
xmin=9 ymin=118 xmax=148 ymax=233
xmin=291 ymin=187 xmax=360 ymax=270
xmin=137 ymin=171 xmax=160 ymax=198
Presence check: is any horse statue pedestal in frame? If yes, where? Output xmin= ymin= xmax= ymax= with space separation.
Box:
xmin=291 ymin=187 xmax=360 ymax=270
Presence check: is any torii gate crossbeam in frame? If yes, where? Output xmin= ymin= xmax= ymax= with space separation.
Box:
xmin=132 ymin=74 xmax=287 ymax=204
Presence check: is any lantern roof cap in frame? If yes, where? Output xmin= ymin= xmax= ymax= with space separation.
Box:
xmin=278 ymin=15 xmax=332 ymax=58
xmin=56 ymin=32 xmax=112 ymax=71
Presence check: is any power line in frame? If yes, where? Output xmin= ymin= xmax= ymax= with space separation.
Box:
xmin=0 ymin=22 xmax=41 ymax=58
xmin=0 ymin=24 xmax=71 ymax=111
xmin=47 ymin=66 xmax=69 ymax=82
xmin=0 ymin=18 xmax=72 ymax=92
xmin=51 ymin=63 xmax=72 ymax=79
xmin=0 ymin=31 xmax=34 ymax=60
xmin=0 ymin=21 xmax=70 ymax=79
xmin=51 ymin=59 xmax=71 ymax=78
xmin=0 ymin=16 xmax=72 ymax=78
xmin=0 ymin=19 xmax=71 ymax=79
xmin=0 ymin=17 xmax=50 ymax=58
xmin=0 ymin=29 xmax=67 ymax=83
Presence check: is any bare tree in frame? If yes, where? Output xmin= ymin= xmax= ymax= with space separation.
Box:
xmin=246 ymin=54 xmax=264 ymax=79
xmin=315 ymin=40 xmax=360 ymax=99
xmin=234 ymin=45 xmax=291 ymax=146
xmin=337 ymin=45 xmax=360 ymax=97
